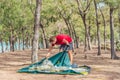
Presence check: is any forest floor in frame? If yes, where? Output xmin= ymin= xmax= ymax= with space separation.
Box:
xmin=0 ymin=46 xmax=120 ymax=80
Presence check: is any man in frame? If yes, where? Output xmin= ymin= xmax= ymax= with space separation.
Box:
xmin=46 ymin=34 xmax=73 ymax=64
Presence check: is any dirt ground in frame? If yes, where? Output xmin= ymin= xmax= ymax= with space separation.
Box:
xmin=0 ymin=47 xmax=120 ymax=80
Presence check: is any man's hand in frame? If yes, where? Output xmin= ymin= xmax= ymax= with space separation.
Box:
xmin=45 ymin=52 xmax=50 ymax=58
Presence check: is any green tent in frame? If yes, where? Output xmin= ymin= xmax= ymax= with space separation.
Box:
xmin=18 ymin=51 xmax=91 ymax=75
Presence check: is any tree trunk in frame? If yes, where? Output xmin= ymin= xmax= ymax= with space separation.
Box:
xmin=57 ymin=8 xmax=73 ymax=38
xmin=0 ymin=40 xmax=4 ymax=53
xmin=22 ymin=37 xmax=25 ymax=50
xmin=72 ymin=23 xmax=79 ymax=48
xmin=94 ymin=0 xmax=101 ymax=55
xmin=6 ymin=41 xmax=9 ymax=51
xmin=32 ymin=0 xmax=42 ymax=63
xmin=29 ymin=37 xmax=32 ymax=49
xmin=82 ymin=14 xmax=91 ymax=51
xmin=99 ymin=4 xmax=107 ymax=51
xmin=88 ymin=18 xmax=92 ymax=50
xmin=67 ymin=20 xmax=79 ymax=48
xmin=26 ymin=36 xmax=29 ymax=49
xmin=118 ymin=9 xmax=120 ymax=40
xmin=18 ymin=38 xmax=21 ymax=50
xmin=41 ymin=33 xmax=45 ymax=49
xmin=0 ymin=35 xmax=4 ymax=53
xmin=67 ymin=20 xmax=74 ymax=39
xmin=21 ymin=28 xmax=25 ymax=50
xmin=10 ymin=30 xmax=14 ymax=52
xmin=110 ymin=7 xmax=118 ymax=59
xmin=119 ymin=23 xmax=120 ymax=40
xmin=62 ymin=16 xmax=72 ymax=37
xmin=40 ymin=23 xmax=48 ymax=48
xmin=83 ymin=15 xmax=88 ymax=52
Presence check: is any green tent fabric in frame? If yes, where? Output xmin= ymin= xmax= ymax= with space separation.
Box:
xmin=18 ymin=51 xmax=91 ymax=75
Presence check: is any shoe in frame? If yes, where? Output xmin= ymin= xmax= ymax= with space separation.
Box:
xmin=71 ymin=63 xmax=78 ymax=68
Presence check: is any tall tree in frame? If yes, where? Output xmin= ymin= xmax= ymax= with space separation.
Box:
xmin=104 ymin=0 xmax=120 ymax=59
xmin=94 ymin=0 xmax=101 ymax=55
xmin=99 ymin=3 xmax=107 ymax=51
xmin=40 ymin=23 xmax=48 ymax=48
xmin=32 ymin=0 xmax=42 ymax=63
xmin=118 ymin=6 xmax=120 ymax=40
xmin=76 ymin=0 xmax=92 ymax=52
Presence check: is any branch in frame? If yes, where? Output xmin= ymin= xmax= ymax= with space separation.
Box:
xmin=84 ymin=0 xmax=92 ymax=13
xmin=76 ymin=0 xmax=83 ymax=16
xmin=27 ymin=0 xmax=35 ymax=16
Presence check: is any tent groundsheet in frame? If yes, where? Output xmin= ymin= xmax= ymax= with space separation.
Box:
xmin=18 ymin=51 xmax=91 ymax=75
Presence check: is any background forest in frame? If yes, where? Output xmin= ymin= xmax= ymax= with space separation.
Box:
xmin=0 ymin=0 xmax=120 ymax=60
xmin=0 ymin=1 xmax=120 ymax=80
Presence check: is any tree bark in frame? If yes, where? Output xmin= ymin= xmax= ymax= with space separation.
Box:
xmin=118 ymin=8 xmax=120 ymax=40
xmin=109 ymin=7 xmax=118 ymax=59
xmin=67 ymin=19 xmax=79 ymax=48
xmin=72 ymin=22 xmax=79 ymax=48
xmin=82 ymin=15 xmax=88 ymax=51
xmin=99 ymin=4 xmax=106 ymax=51
xmin=40 ymin=23 xmax=48 ymax=48
xmin=76 ymin=0 xmax=92 ymax=52
xmin=10 ymin=29 xmax=15 ymax=52
xmin=18 ymin=38 xmax=20 ymax=50
xmin=62 ymin=15 xmax=72 ymax=37
xmin=0 ymin=39 xmax=4 ymax=53
xmin=32 ymin=0 xmax=42 ymax=63
xmin=94 ymin=0 xmax=101 ymax=55
xmin=88 ymin=17 xmax=92 ymax=49
xmin=0 ymin=35 xmax=4 ymax=53
xmin=22 ymin=36 xmax=25 ymax=50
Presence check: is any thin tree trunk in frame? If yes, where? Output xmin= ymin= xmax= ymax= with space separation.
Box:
xmin=118 ymin=9 xmax=120 ymax=40
xmin=94 ymin=0 xmax=101 ymax=55
xmin=32 ymin=0 xmax=42 ymax=63
xmin=82 ymin=15 xmax=88 ymax=52
xmin=119 ymin=26 xmax=120 ymax=40
xmin=57 ymin=7 xmax=73 ymax=37
xmin=62 ymin=16 xmax=72 ymax=37
xmin=88 ymin=18 xmax=92 ymax=49
xmin=67 ymin=20 xmax=74 ymax=39
xmin=1 ymin=40 xmax=4 ymax=53
xmin=6 ymin=41 xmax=9 ymax=51
xmin=40 ymin=23 xmax=48 ymax=48
xmin=22 ymin=37 xmax=25 ymax=50
xmin=24 ymin=32 xmax=29 ymax=49
xmin=119 ymin=23 xmax=120 ymax=40
xmin=27 ymin=36 xmax=32 ymax=49
xmin=41 ymin=33 xmax=45 ymax=48
xmin=72 ymin=23 xmax=79 ymax=48
xmin=21 ymin=28 xmax=25 ymax=50
xmin=10 ymin=33 xmax=12 ymax=51
xmin=99 ymin=4 xmax=106 ymax=51
xmin=76 ymin=0 xmax=91 ymax=52
xmin=110 ymin=8 xmax=118 ymax=59
xmin=82 ymin=15 xmax=91 ymax=51
xmin=12 ymin=36 xmax=15 ymax=52
xmin=67 ymin=20 xmax=78 ymax=48
xmin=0 ymin=35 xmax=4 ymax=53
xmin=26 ymin=36 xmax=29 ymax=49
xmin=18 ymin=38 xmax=20 ymax=50
xmin=10 ymin=30 xmax=14 ymax=52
